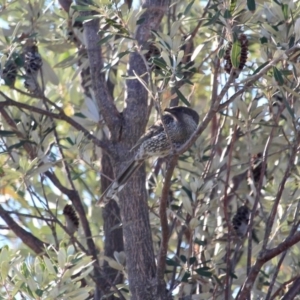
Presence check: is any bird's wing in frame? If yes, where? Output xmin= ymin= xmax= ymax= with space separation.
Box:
xmin=130 ymin=114 xmax=175 ymax=152
xmin=130 ymin=121 xmax=163 ymax=152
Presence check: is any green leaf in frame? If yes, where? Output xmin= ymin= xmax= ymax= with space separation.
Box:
xmin=182 ymin=185 xmax=193 ymax=201
xmin=191 ymin=44 xmax=204 ymax=61
xmin=252 ymin=61 xmax=269 ymax=75
xmin=194 ymin=238 xmax=207 ymax=246
xmin=260 ymin=37 xmax=268 ymax=44
xmin=152 ymin=58 xmax=167 ymax=69
xmin=180 ymin=255 xmax=187 ymax=263
xmin=218 ymin=46 xmax=226 ymax=59
xmin=277 ymin=89 xmax=294 ymax=119
xmin=58 ymin=248 xmax=66 ymax=269
xmin=175 ymin=88 xmax=191 ymax=106
xmin=98 ymin=34 xmax=113 ymax=46
xmin=195 ymin=267 xmax=213 ymax=278
xmin=43 ymin=257 xmax=56 ymax=275
xmin=231 ymin=40 xmax=241 ymax=69
xmin=273 ymin=67 xmax=284 ymax=86
xmin=230 ymin=0 xmax=237 ymax=14
xmin=184 ymin=0 xmax=195 ymax=16
xmin=6 ymin=141 xmax=33 ymax=152
xmin=280 ymin=69 xmax=292 ymax=76
xmin=224 ymin=10 xmax=232 ymax=19
xmin=189 ymin=257 xmax=196 ymax=265
xmin=75 ymin=15 xmax=100 ymax=22
xmin=203 ymin=11 xmax=221 ymax=26
xmin=136 ymin=18 xmax=145 ymax=25
xmin=247 ymin=0 xmax=256 ymax=12
xmin=181 ymin=272 xmax=190 ymax=282
xmin=0 ymin=130 xmax=16 ymax=137
xmin=1 ymin=261 xmax=9 ymax=281
xmin=118 ymin=51 xmax=131 ymax=59
xmin=35 ymin=289 xmax=43 ymax=297
xmin=71 ymin=5 xmax=93 ymax=11
xmin=282 ymin=4 xmax=289 ymax=20
xmin=166 ymin=258 xmax=180 ymax=267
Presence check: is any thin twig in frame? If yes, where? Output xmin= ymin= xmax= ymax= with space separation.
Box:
xmin=236 ymin=132 xmax=300 ymax=299
xmin=0 ymin=91 xmax=112 ymax=154
xmin=156 ymin=155 xmax=178 ymax=287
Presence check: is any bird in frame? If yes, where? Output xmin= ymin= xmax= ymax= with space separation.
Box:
xmin=97 ymin=106 xmax=199 ymax=206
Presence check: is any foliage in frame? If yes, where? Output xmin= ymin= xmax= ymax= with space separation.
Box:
xmin=0 ymin=0 xmax=300 ymax=299
xmin=0 ymin=245 xmax=94 ymax=299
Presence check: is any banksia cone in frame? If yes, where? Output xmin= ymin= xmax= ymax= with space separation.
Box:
xmin=232 ymin=205 xmax=250 ymax=236
xmin=2 ymin=60 xmax=17 ymax=86
xmin=23 ymin=42 xmax=43 ymax=93
xmin=24 ymin=45 xmax=43 ymax=75
xmin=224 ymin=34 xmax=249 ymax=76
xmin=63 ymin=204 xmax=79 ymax=235
xmin=224 ymin=41 xmax=233 ymax=74
xmin=239 ymin=34 xmax=248 ymax=71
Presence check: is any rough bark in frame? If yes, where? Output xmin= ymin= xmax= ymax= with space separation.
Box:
xmin=118 ymin=1 xmax=169 ymax=299
xmin=102 ymin=152 xmax=124 ymax=290
xmin=81 ymin=0 xmax=169 ymax=298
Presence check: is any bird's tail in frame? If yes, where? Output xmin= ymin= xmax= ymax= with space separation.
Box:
xmin=96 ymin=159 xmax=143 ymax=206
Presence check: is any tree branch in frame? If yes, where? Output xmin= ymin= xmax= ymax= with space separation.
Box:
xmin=0 ymin=205 xmax=46 ymax=254
xmin=0 ymin=92 xmax=113 ymax=155
xmin=236 ymin=214 xmax=300 ymax=299
xmin=156 ymin=155 xmax=178 ymax=289
xmin=78 ymin=7 xmax=122 ymax=139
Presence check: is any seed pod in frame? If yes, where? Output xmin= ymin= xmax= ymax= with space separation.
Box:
xmin=22 ymin=42 xmax=43 ymax=93
xmin=24 ymin=45 xmax=43 ymax=75
xmin=224 ymin=41 xmax=233 ymax=74
xmin=238 ymin=34 xmax=248 ymax=71
xmin=2 ymin=60 xmax=17 ymax=86
xmin=224 ymin=34 xmax=249 ymax=76
xmin=63 ymin=204 xmax=79 ymax=235
xmin=232 ymin=205 xmax=250 ymax=236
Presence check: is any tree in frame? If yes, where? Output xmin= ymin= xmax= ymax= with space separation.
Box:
xmin=1 ymin=0 xmax=300 ymax=299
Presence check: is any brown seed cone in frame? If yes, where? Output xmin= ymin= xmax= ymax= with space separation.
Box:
xmin=63 ymin=204 xmax=79 ymax=234
xmin=232 ymin=205 xmax=250 ymax=236
xmin=224 ymin=34 xmax=249 ymax=75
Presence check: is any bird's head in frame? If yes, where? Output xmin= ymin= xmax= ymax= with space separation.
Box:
xmin=164 ymin=106 xmax=199 ymax=125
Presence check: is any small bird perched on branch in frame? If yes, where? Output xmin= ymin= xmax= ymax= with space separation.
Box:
xmin=97 ymin=106 xmax=199 ymax=206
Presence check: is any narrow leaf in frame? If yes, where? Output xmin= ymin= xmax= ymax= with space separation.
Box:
xmin=231 ymin=40 xmax=241 ymax=69
xmin=180 ymin=255 xmax=187 ymax=263
xmin=136 ymin=18 xmax=145 ymax=25
xmin=175 ymin=88 xmax=191 ymax=106
xmin=181 ymin=272 xmax=190 ymax=282
xmin=195 ymin=267 xmax=213 ymax=277
xmin=191 ymin=44 xmax=204 ymax=61
xmin=224 ymin=10 xmax=232 ymax=19
xmin=230 ymin=0 xmax=237 ymax=14
xmin=203 ymin=11 xmax=221 ymax=26
xmin=252 ymin=61 xmax=269 ymax=75
xmin=98 ymin=34 xmax=113 ymax=46
xmin=282 ymin=4 xmax=289 ymax=20
xmin=273 ymin=66 xmax=284 ymax=86
xmin=247 ymin=0 xmax=256 ymax=12
xmin=0 ymin=130 xmax=16 ymax=137
xmin=184 ymin=0 xmax=195 ymax=15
